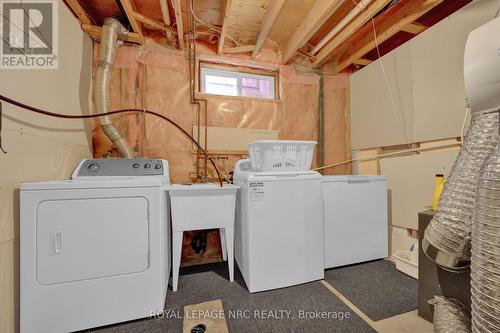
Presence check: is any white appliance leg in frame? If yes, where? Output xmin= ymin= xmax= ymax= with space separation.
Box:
xmin=172 ymin=231 xmax=183 ymax=292
xmin=224 ymin=227 xmax=234 ymax=282
xmin=220 ymin=228 xmax=227 ymax=261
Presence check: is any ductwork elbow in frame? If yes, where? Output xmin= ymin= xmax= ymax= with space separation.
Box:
xmin=95 ymin=17 xmax=134 ymax=158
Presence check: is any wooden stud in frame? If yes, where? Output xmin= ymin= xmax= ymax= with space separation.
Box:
xmin=82 ymin=24 xmax=141 ymax=44
xmin=218 ymin=0 xmax=233 ymax=54
xmin=119 ymin=0 xmax=144 ymax=42
xmin=172 ymin=0 xmax=184 ymax=50
xmin=221 ymin=45 xmax=255 ymax=54
xmin=333 ymin=0 xmax=443 ymax=72
xmin=133 ymin=11 xmax=177 ymax=34
xmin=311 ymin=0 xmax=391 ymax=68
xmin=252 ymin=0 xmax=286 ymax=59
xmin=64 ymin=0 xmax=93 ymax=25
xmin=282 ymin=0 xmax=344 ymax=64
xmin=401 ymin=22 xmax=428 ymax=34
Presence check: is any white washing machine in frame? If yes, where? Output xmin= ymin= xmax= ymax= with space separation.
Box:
xmin=233 ymin=159 xmax=324 ymax=293
xmin=20 ymin=158 xmax=171 ymax=333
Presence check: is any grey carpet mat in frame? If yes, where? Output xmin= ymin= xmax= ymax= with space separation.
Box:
xmin=324 ymin=260 xmax=417 ymax=321
xmin=93 ymin=263 xmax=375 ymax=333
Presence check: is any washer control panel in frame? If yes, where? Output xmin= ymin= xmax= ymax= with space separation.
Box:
xmin=73 ymin=158 xmax=167 ymax=178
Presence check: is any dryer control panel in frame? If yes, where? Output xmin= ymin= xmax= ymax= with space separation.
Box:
xmin=72 ymin=158 xmax=168 ymax=178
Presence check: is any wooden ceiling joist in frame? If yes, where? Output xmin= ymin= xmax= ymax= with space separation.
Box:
xmin=82 ymin=24 xmax=141 ymax=44
xmin=401 ymin=22 xmax=428 ymax=34
xmin=159 ymin=0 xmax=171 ymax=26
xmin=172 ymin=0 xmax=184 ymax=49
xmin=252 ymin=0 xmax=286 ymax=59
xmin=333 ymin=0 xmax=443 ymax=72
xmin=218 ymin=0 xmax=234 ymax=54
xmin=311 ymin=0 xmax=391 ymax=68
xmin=119 ymin=0 xmax=144 ymax=42
xmin=352 ymin=58 xmax=372 ymax=66
xmin=282 ymin=0 xmax=344 ymax=64
xmin=133 ymin=11 xmax=177 ymax=35
xmin=64 ymin=0 xmax=93 ymax=25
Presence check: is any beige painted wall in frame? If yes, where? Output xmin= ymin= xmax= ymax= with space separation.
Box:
xmin=350 ymin=0 xmax=498 ymax=257
xmin=350 ymin=0 xmax=499 ymax=149
xmin=0 ymin=4 xmax=93 ymax=332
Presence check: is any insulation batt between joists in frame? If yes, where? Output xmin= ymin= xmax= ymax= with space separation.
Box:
xmin=90 ymin=42 xmax=351 ymax=182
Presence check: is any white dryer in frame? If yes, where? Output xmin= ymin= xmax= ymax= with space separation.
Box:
xmin=233 ymin=159 xmax=324 ymax=293
xmin=20 ymin=158 xmax=171 ymax=333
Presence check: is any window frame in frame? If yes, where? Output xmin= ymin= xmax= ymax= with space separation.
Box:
xmin=199 ymin=63 xmax=279 ymax=101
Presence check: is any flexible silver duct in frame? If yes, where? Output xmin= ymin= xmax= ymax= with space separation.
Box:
xmin=423 ymin=111 xmax=499 ymax=270
xmin=471 ymin=145 xmax=500 ymax=333
xmin=95 ymin=17 xmax=134 ymax=158
xmin=431 ymin=295 xmax=471 ymax=333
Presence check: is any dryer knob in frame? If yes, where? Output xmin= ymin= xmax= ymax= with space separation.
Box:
xmin=132 ymin=163 xmax=140 ymax=168
xmin=87 ymin=163 xmax=99 ymax=171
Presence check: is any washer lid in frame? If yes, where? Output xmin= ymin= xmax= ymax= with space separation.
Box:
xmin=247 ymin=170 xmax=321 ymax=182
xmin=322 ymin=175 xmax=387 ymax=182
xmin=21 ymin=177 xmax=167 ymax=191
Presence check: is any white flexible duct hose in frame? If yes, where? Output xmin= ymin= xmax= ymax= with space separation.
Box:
xmin=95 ymin=17 xmax=134 ymax=158
xmin=471 ymin=146 xmax=500 ymax=333
xmin=422 ymin=16 xmax=500 ymax=271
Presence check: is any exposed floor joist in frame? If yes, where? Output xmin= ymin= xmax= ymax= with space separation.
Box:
xmin=311 ymin=0 xmax=391 ymax=68
xmin=133 ymin=11 xmax=177 ymax=35
xmin=252 ymin=0 xmax=286 ymax=59
xmin=119 ymin=0 xmax=144 ymax=42
xmin=352 ymin=58 xmax=372 ymax=66
xmin=159 ymin=0 xmax=171 ymax=26
xmin=64 ymin=0 xmax=94 ymax=25
xmin=172 ymin=0 xmax=184 ymax=49
xmin=65 ymin=0 xmax=467 ymax=71
xmin=218 ymin=0 xmax=234 ymax=54
xmin=332 ymin=0 xmax=444 ymax=72
xmin=283 ymin=0 xmax=344 ymax=64
xmin=401 ymin=22 xmax=428 ymax=34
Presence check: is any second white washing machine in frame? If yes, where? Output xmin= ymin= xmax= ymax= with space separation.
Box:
xmin=233 ymin=159 xmax=324 ymax=293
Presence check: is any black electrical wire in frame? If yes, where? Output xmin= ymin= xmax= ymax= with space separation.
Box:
xmin=0 ymin=94 xmax=223 ymax=186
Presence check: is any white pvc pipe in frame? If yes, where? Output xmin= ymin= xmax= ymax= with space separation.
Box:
xmin=311 ymin=0 xmax=373 ymax=55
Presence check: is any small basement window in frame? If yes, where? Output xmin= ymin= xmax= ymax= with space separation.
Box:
xmin=200 ymin=66 xmax=276 ymax=100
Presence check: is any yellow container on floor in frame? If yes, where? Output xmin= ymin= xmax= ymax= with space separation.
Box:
xmin=432 ymin=174 xmax=445 ymax=211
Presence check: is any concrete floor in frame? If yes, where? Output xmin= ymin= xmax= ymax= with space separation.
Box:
xmin=374 ymin=310 xmax=433 ymax=333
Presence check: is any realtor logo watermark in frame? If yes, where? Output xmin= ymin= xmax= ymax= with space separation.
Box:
xmin=1 ymin=0 xmax=58 ymax=69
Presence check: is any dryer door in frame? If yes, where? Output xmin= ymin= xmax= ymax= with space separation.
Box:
xmin=36 ymin=196 xmax=149 ymax=285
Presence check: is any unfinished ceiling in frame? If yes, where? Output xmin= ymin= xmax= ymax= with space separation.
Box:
xmin=64 ymin=0 xmax=471 ymax=72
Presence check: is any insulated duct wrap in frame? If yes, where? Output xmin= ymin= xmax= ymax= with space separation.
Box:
xmin=431 ymin=295 xmax=471 ymax=333
xmin=423 ymin=112 xmax=499 ymax=270
xmin=95 ymin=17 xmax=134 ymax=158
xmin=471 ymin=146 xmax=500 ymax=333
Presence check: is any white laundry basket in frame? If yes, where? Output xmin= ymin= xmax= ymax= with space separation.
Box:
xmin=248 ymin=140 xmax=316 ymax=171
